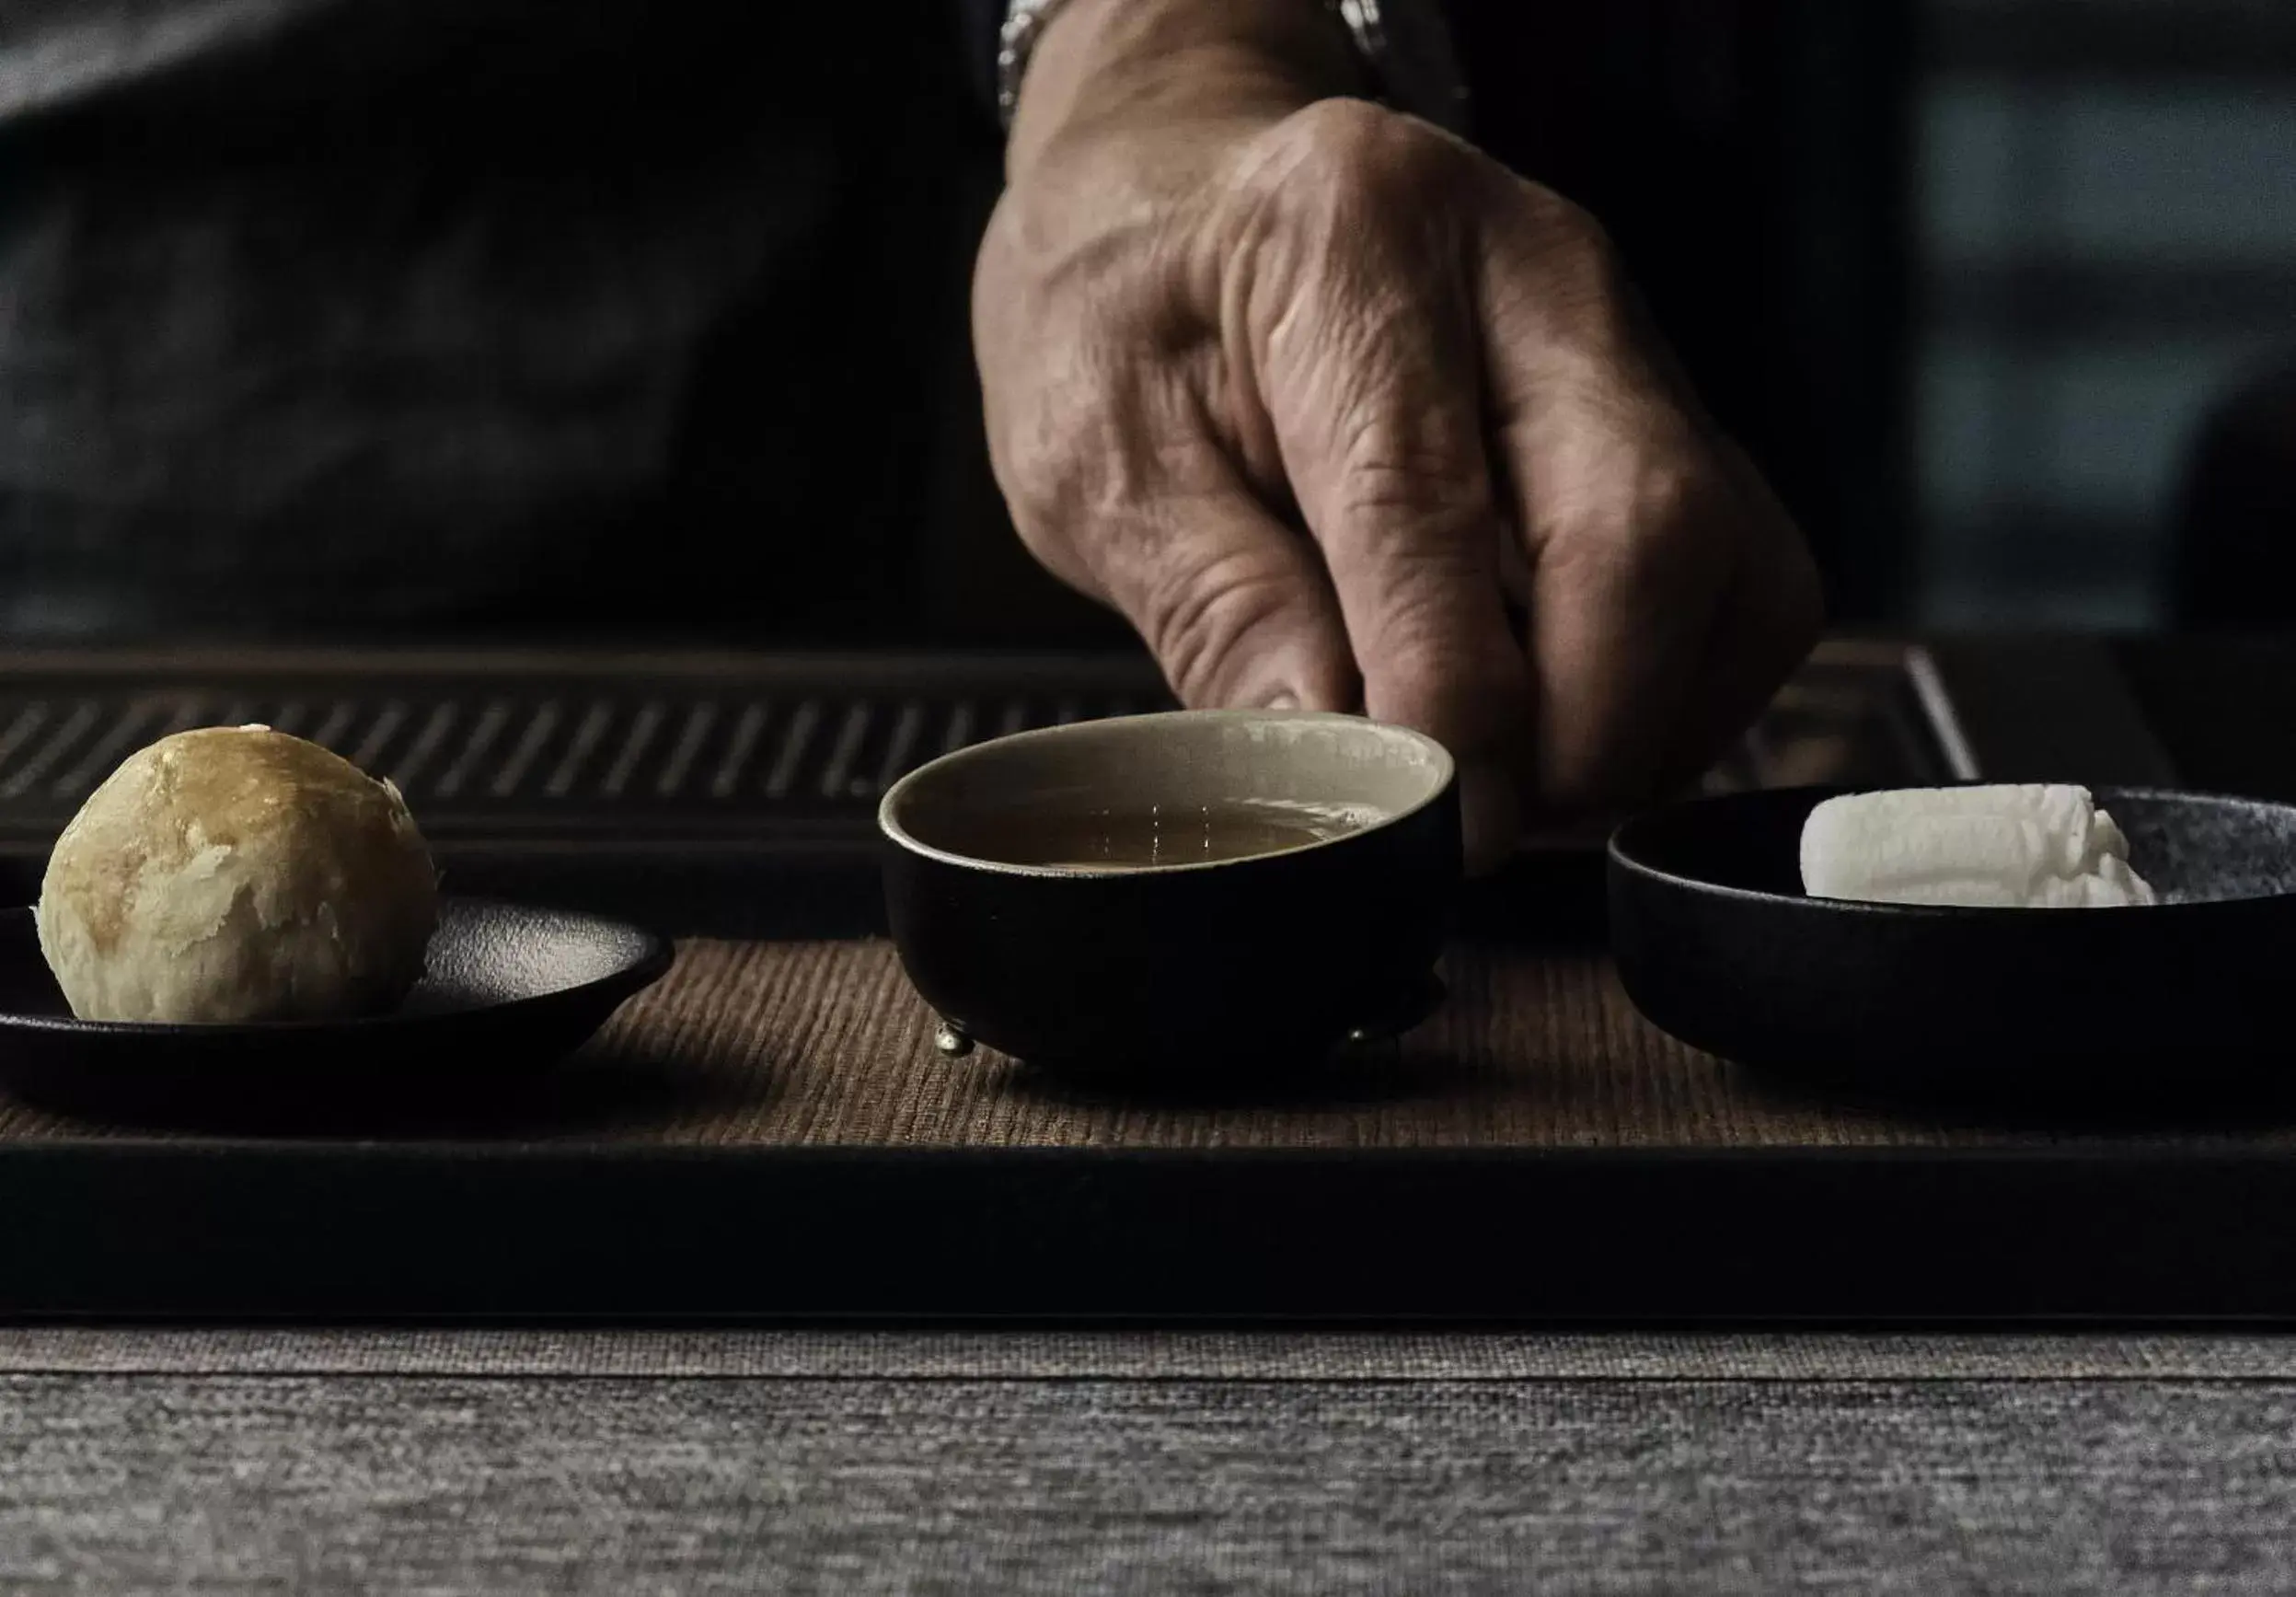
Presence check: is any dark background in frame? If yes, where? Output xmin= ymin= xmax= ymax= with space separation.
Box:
xmin=4 ymin=0 xmax=2290 ymax=645
xmin=923 ymin=0 xmax=2296 ymax=645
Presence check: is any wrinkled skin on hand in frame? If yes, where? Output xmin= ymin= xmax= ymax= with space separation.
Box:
xmin=975 ymin=67 xmax=1822 ymax=871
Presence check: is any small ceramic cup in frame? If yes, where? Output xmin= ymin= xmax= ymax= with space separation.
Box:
xmin=879 ymin=710 xmax=1460 ymax=1074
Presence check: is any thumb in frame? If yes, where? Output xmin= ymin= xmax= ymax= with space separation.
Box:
xmin=1088 ymin=489 xmax=1359 ymax=714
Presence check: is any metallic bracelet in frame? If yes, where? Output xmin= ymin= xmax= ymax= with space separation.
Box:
xmin=997 ymin=0 xmax=1469 ymax=135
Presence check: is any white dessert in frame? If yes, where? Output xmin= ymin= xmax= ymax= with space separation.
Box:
xmin=1799 ymin=783 xmax=2157 ymax=909
xmin=36 ymin=726 xmax=438 ymax=1023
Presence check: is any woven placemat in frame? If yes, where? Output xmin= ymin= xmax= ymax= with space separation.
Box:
xmin=0 ymin=939 xmax=2239 ymax=1148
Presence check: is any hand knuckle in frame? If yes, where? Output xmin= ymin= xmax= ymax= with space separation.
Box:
xmin=1286 ymin=97 xmax=1397 ymax=162
xmin=1363 ymin=560 xmax=1486 ymax=656
xmin=993 ymin=411 xmax=1092 ymax=542
xmin=1533 ymin=191 xmax=1617 ymax=263
xmin=1553 ymin=463 xmax=1718 ymax=597
xmin=1637 ymin=460 xmax=1713 ymax=541
xmin=1335 ymin=433 xmax=1490 ymax=527
xmin=996 ymin=372 xmax=1149 ymax=517
xmin=1266 ymin=99 xmax=1460 ymax=210
xmin=1325 ymin=371 xmax=1490 ymax=495
xmin=1503 ymin=188 xmax=1629 ymax=320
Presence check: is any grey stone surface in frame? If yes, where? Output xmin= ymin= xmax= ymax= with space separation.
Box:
xmin=0 ymin=1371 xmax=2292 ymax=1593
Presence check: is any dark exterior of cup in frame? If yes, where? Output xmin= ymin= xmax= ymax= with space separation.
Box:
xmin=883 ymin=781 xmax=1460 ymax=1074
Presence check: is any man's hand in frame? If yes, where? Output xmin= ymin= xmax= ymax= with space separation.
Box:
xmin=973 ymin=0 xmax=1823 ymax=868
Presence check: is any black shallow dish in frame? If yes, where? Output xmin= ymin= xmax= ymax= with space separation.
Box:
xmin=0 ymin=897 xmax=671 ymax=1124
xmin=881 ymin=711 xmax=1461 ymax=1075
xmin=1609 ymin=786 xmax=2296 ymax=1105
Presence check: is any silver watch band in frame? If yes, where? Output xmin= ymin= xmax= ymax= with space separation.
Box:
xmin=1331 ymin=0 xmax=1470 ymax=135
xmin=997 ymin=0 xmax=1469 ymax=136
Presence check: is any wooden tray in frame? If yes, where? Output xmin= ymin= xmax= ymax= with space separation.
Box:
xmin=2 ymin=640 xmax=2276 ymax=1325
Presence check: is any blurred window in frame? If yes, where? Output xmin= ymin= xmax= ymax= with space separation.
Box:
xmin=1915 ymin=0 xmax=2296 ymax=626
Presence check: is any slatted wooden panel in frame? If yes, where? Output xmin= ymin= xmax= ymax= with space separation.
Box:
xmin=0 ymin=644 xmax=1953 ymax=847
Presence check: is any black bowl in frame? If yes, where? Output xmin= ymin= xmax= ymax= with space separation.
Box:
xmin=1609 ymin=785 xmax=2296 ymax=1104
xmin=880 ymin=711 xmax=1461 ymax=1075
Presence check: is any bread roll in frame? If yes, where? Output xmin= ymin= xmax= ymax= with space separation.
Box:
xmin=36 ymin=726 xmax=438 ymax=1023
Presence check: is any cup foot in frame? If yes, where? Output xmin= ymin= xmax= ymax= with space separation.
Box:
xmin=1344 ymin=970 xmax=1448 ymax=1047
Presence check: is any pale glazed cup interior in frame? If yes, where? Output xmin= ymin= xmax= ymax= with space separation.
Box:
xmin=880 ymin=710 xmax=1456 ymax=876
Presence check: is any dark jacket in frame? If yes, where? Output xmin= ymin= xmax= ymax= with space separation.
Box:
xmin=0 ymin=3 xmax=1018 ymax=643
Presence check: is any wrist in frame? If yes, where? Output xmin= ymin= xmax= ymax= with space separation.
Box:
xmin=1008 ymin=0 xmax=1366 ymax=183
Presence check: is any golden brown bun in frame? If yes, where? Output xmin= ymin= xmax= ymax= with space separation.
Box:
xmin=35 ymin=726 xmax=438 ymax=1024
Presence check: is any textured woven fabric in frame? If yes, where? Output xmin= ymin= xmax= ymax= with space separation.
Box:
xmin=0 ymin=941 xmax=2224 ymax=1149
xmin=1 ymin=1371 xmax=2292 ymax=1592
xmin=6 ymin=1328 xmax=2296 ymax=1382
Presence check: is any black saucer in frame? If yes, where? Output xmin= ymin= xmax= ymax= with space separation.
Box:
xmin=1608 ymin=786 xmax=2296 ymax=1106
xmin=0 ymin=897 xmax=671 ymax=1125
